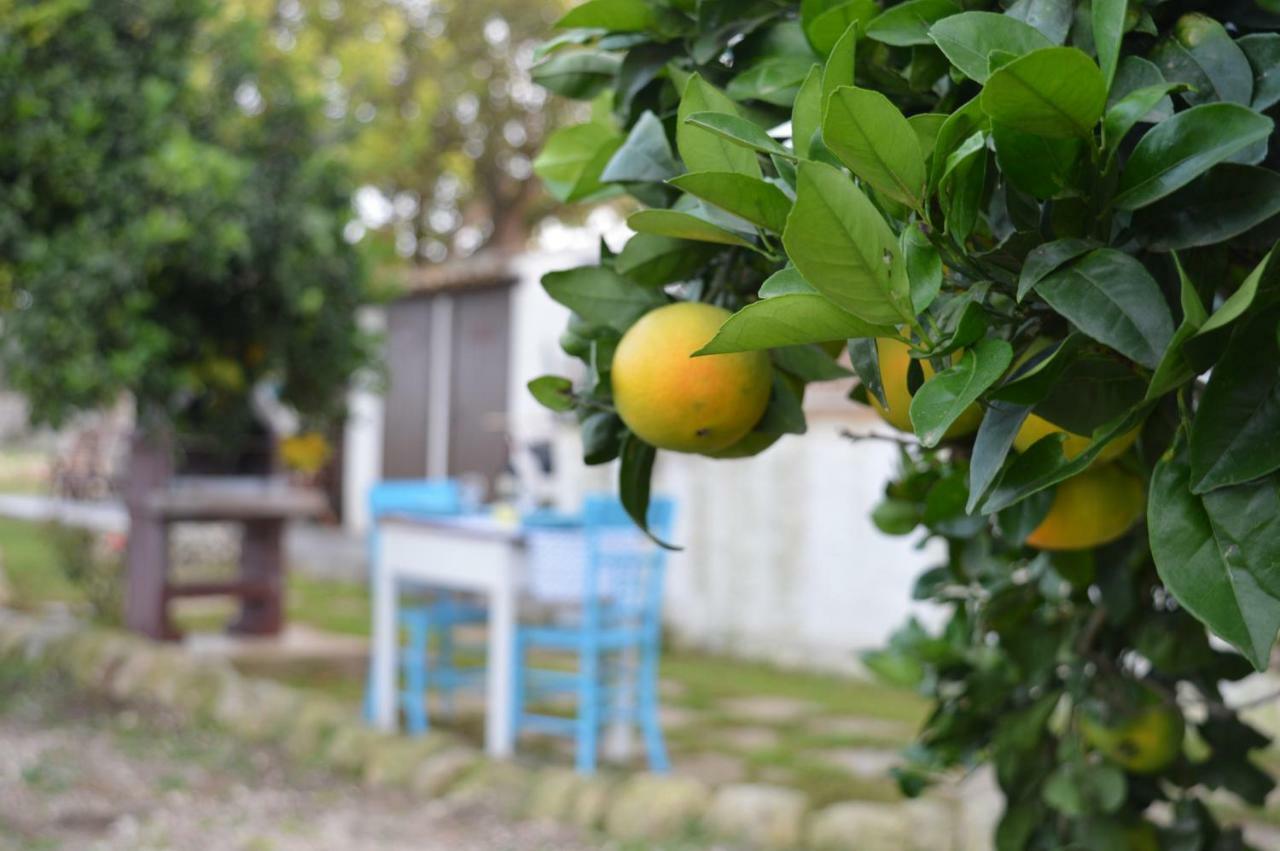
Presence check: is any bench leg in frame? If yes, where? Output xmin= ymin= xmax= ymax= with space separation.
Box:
xmin=229 ymin=518 xmax=284 ymax=635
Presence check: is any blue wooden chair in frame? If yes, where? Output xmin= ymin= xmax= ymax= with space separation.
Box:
xmin=361 ymin=479 xmax=487 ymax=733
xmin=511 ymin=494 xmax=676 ymax=774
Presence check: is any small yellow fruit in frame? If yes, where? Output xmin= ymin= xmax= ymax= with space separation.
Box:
xmin=1081 ymin=701 xmax=1185 ymax=775
xmin=1013 ymin=413 xmax=1140 ymax=462
xmin=1025 ymin=463 xmax=1145 ymax=551
xmin=868 ymin=337 xmax=981 ymax=438
xmin=612 ymin=302 xmax=773 ymax=453
xmin=1125 ymin=821 xmax=1160 ymax=851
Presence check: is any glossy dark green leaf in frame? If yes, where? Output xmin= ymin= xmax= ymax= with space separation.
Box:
xmin=683 ymin=112 xmax=795 ymax=161
xmin=677 ymin=75 xmax=762 ymax=178
xmin=627 ymin=209 xmax=756 ymax=247
xmin=1189 ymin=304 xmax=1280 ymax=493
xmin=1016 ymin=238 xmax=1095 ymax=301
xmin=1102 ymin=83 xmax=1185 ymax=153
xmin=981 ymin=47 xmax=1107 ymax=139
xmin=532 ymin=50 xmax=623 ymax=99
xmin=1091 ymin=0 xmax=1127 ymax=90
xmin=696 ymin=293 xmax=893 ymax=354
xmin=782 ymin=160 xmax=914 ymax=325
xmin=1203 ymin=476 xmax=1280 ymax=601
xmin=1005 ymin=0 xmax=1073 ymax=44
xmin=668 ymin=172 xmax=792 ymax=233
xmin=967 ymin=401 xmax=1032 ymax=513
xmin=939 ymin=131 xmax=987 ymax=241
xmin=804 ymin=0 xmax=879 ymax=56
xmin=1030 ymin=348 xmax=1148 ymax=436
xmin=910 ymin=338 xmax=1013 ymax=447
xmin=759 ymin=266 xmax=818 ymax=297
xmin=1036 ymin=249 xmax=1174 ymax=369
xmin=872 ymin=499 xmax=923 ymax=535
xmin=928 ymin=12 xmax=1052 ymax=83
xmin=619 ymin=433 xmax=678 ymax=550
xmin=727 ymin=56 xmax=814 ymax=106
xmin=614 ymin=234 xmax=716 ymax=286
xmin=928 ymin=96 xmax=990 ymax=192
xmin=1161 ymin=13 xmax=1255 ymax=107
xmin=1114 ymin=103 xmax=1274 ymax=211
xmin=601 ymin=111 xmax=680 ymax=184
xmin=1149 ymin=454 xmax=1280 ymax=670
xmin=541 ymin=265 xmax=666 ymax=331
xmin=556 ymin=0 xmax=656 ymax=32
xmin=824 ymin=86 xmax=927 ymax=208
xmin=1195 ymin=247 xmax=1276 ymax=339
xmin=848 ymin=337 xmax=886 ymax=408
xmin=903 ymin=224 xmax=942 ymax=313
xmin=527 ymin=375 xmax=575 ymax=412
xmin=1146 ymin=255 xmax=1208 ymax=400
xmin=866 ymin=0 xmax=960 ymax=47
xmin=580 ymin=410 xmax=624 ymax=465
xmin=772 ymin=344 xmax=853 ymax=381
xmin=991 ymin=122 xmax=1084 ymax=199
xmin=907 ymin=113 xmax=947 ymax=162
xmin=822 ymin=20 xmax=859 ymax=106
xmin=1134 ymin=165 xmax=1280 ymax=252
xmin=754 ymin=372 xmax=808 ymax=435
xmin=1239 ymin=33 xmax=1280 ymax=111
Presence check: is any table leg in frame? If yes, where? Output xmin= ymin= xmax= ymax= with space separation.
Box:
xmin=486 ymin=578 xmax=517 ymax=758
xmin=229 ymin=519 xmax=284 ymax=635
xmin=371 ymin=560 xmax=398 ymax=732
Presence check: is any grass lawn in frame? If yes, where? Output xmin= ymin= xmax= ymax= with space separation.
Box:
xmin=0 ymin=516 xmax=79 ymax=607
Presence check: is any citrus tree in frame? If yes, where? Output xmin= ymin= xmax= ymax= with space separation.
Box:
xmin=530 ymin=0 xmax=1280 ymax=846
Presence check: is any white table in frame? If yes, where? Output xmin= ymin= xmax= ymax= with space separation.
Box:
xmin=369 ymin=514 xmax=525 ymax=757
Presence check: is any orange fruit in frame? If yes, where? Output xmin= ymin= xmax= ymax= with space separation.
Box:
xmin=1013 ymin=413 xmax=1140 ymax=463
xmin=612 ymin=302 xmax=772 ymax=453
xmin=868 ymin=337 xmax=981 ymax=438
xmin=1081 ymin=699 xmax=1184 ymax=775
xmin=1025 ymin=463 xmax=1145 ymax=551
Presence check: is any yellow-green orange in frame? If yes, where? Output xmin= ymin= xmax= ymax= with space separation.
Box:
xmin=868 ymin=338 xmax=982 ymax=438
xmin=1013 ymin=413 xmax=1141 ymax=462
xmin=1081 ymin=702 xmax=1185 ymax=775
xmin=1125 ymin=822 xmax=1160 ymax=851
xmin=612 ymin=302 xmax=772 ymax=453
xmin=1025 ymin=463 xmax=1145 ymax=551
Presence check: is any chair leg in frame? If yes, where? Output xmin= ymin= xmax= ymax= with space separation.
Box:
xmin=402 ymin=618 xmax=430 ymax=736
xmin=576 ymin=643 xmax=601 ymax=775
xmin=639 ymin=642 xmax=669 ymax=772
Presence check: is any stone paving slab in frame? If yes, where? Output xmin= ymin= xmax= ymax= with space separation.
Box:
xmin=719 ymin=695 xmax=822 ymax=724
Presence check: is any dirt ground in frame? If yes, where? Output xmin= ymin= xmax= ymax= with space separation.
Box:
xmin=0 ymin=668 xmax=706 ymax=851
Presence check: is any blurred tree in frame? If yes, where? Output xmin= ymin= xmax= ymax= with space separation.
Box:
xmin=228 ymin=0 xmax=570 ymax=263
xmin=0 ymin=0 xmax=375 ymax=444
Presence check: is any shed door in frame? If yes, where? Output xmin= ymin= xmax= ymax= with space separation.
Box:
xmin=381 ymin=297 xmax=431 ymax=479
xmin=448 ymin=286 xmax=511 ymax=489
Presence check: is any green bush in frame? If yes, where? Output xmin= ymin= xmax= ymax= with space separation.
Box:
xmin=45 ymin=524 xmax=122 ymax=626
xmin=533 ymin=0 xmax=1280 ymax=846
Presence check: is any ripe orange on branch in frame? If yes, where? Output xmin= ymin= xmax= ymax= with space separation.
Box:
xmin=612 ymin=302 xmax=772 ymax=453
xmin=868 ymin=337 xmax=981 ymax=439
xmin=1025 ymin=463 xmax=1145 ymax=551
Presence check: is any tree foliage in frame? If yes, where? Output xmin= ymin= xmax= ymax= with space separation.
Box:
xmin=0 ymin=0 xmax=374 ymax=438
xmin=533 ymin=0 xmax=1280 ymax=845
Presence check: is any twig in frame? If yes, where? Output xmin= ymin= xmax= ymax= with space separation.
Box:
xmin=839 ymin=428 xmax=919 ymax=449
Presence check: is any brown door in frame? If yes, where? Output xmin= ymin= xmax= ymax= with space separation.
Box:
xmin=382 ymin=297 xmax=432 ymax=478
xmin=448 ymin=286 xmax=511 ymax=491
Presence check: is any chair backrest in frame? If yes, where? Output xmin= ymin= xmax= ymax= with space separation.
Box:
xmin=581 ymin=494 xmax=675 ymax=636
xmin=368 ymin=479 xmax=463 ymax=520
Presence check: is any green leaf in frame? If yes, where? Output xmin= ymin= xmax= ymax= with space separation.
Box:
xmin=1239 ymin=33 xmax=1280 ymax=111
xmin=1189 ymin=304 xmax=1280 ymax=493
xmin=1016 ymin=238 xmax=1095 ymax=301
xmin=782 ymin=161 xmax=914 ymax=326
xmin=939 ymin=131 xmax=987 ymax=241
xmin=866 ymin=0 xmax=960 ymax=47
xmin=848 ymin=337 xmax=886 ymax=408
xmin=580 ymin=410 xmax=624 ymax=465
xmin=1146 ymin=255 xmax=1207 ymax=401
xmin=872 ymin=499 xmax=923 ymax=535
xmin=1157 ymin=13 xmax=1254 ymax=107
xmin=791 ymin=66 xmax=824 ymax=160
xmin=981 ymin=47 xmax=1107 ymax=139
xmin=1114 ymin=103 xmax=1275 ymax=211
xmin=677 ymin=75 xmax=762 ymax=178
xmin=804 ymin=0 xmax=879 ymax=57
xmin=1203 ymin=477 xmax=1280 ymax=602
xmin=1091 ymin=0 xmax=1127 ymax=91
xmin=615 ymin=234 xmax=715 ymax=286
xmin=967 ymin=401 xmax=1032 ymax=513
xmin=928 ymin=96 xmax=990 ymax=192
xmin=910 ymin=338 xmax=1013 ymax=447
xmin=1036 ymin=249 xmax=1174 ymax=369
xmin=759 ymin=267 xmax=818 ymax=297
xmin=668 ymin=172 xmax=793 ymax=233
xmin=991 ymin=122 xmax=1085 ymax=199
xmin=683 ymin=112 xmax=794 ymax=161
xmin=532 ymin=50 xmax=623 ymax=99
xmin=601 ymin=111 xmax=680 ymax=184
xmin=541 ymin=266 xmax=666 ymax=331
xmin=556 ymin=0 xmax=656 ymax=32
xmin=1149 ymin=453 xmax=1280 ymax=670
xmin=527 ymin=375 xmax=576 ymax=412
xmin=903 ymin=223 xmax=942 ymax=313
xmin=1102 ymin=83 xmax=1186 ymax=153
xmin=534 ymin=122 xmax=624 ymax=202
xmin=824 ymin=86 xmax=927 ymax=208
xmin=772 ymin=344 xmax=853 ymax=381
xmin=908 ymin=113 xmax=948 ymax=162
xmin=727 ymin=56 xmax=814 ymax=106
xmin=627 ymin=209 xmax=756 ymax=248
xmin=1005 ymin=0 xmax=1073 ymax=44
xmin=1195 ymin=247 xmax=1275 ymax=339
xmin=619 ymin=433 xmax=679 ymax=550
xmin=754 ymin=372 xmax=808 ymax=435
xmin=696 ymin=293 xmax=894 ymax=355
xmin=928 ymin=11 xmax=1052 ymax=83
xmin=1133 ymin=165 xmax=1280 ymax=252
xmin=822 ymin=20 xmax=859 ymax=107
